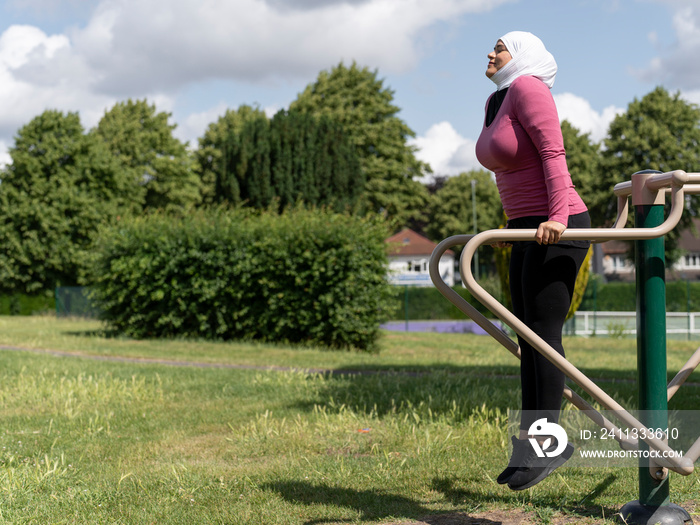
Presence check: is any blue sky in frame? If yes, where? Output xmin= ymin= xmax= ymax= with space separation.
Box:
xmin=0 ymin=0 xmax=695 ymax=178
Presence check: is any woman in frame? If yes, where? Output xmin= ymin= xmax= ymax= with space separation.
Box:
xmin=475 ymin=31 xmax=590 ymax=491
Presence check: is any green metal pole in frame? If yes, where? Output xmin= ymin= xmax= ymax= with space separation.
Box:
xmin=634 ymin=202 xmax=669 ymax=507
xmin=620 ymin=170 xmax=691 ymax=524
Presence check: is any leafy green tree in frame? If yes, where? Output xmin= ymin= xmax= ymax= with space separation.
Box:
xmin=0 ymin=110 xmax=135 ymax=293
xmin=425 ymin=170 xmax=502 ymax=245
xmin=290 ymin=62 xmax=429 ymax=225
xmin=195 ymin=105 xmax=268 ymax=205
xmin=269 ymin=110 xmax=363 ymax=210
xmin=217 ymin=110 xmax=363 ymax=211
xmin=94 ymin=99 xmax=201 ymax=211
xmin=601 ymin=87 xmax=700 ymax=261
xmin=560 ymin=120 xmax=607 ymax=227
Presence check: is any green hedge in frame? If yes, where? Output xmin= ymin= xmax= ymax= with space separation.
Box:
xmin=85 ymin=208 xmax=393 ymax=351
xmin=666 ymin=281 xmax=700 ymax=312
xmin=0 ymin=294 xmax=53 ymax=315
xmin=578 ymin=277 xmax=700 ymax=312
xmin=390 ymin=278 xmax=700 ymax=320
xmin=388 ymin=277 xmax=503 ymax=320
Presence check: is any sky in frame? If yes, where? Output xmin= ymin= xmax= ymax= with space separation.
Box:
xmin=0 ymin=0 xmax=696 ymax=179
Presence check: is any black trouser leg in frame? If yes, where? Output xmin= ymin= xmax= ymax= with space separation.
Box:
xmin=509 ymin=242 xmax=588 ymax=432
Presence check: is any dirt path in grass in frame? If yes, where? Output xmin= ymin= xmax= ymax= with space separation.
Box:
xmin=382 ymin=503 xmax=698 ymax=524
xmin=0 ymin=343 xmax=514 ymax=377
xmin=383 ymin=508 xmax=615 ymax=524
xmin=0 ymin=344 xmax=361 ymax=373
xmin=2 ymin=343 xmax=685 ymax=390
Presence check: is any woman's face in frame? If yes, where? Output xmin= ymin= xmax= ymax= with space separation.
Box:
xmin=486 ymin=40 xmax=512 ymax=78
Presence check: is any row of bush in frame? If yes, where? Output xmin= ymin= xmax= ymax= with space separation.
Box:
xmin=0 ymin=294 xmax=54 ymax=316
xmin=578 ymin=277 xmax=700 ymax=312
xmin=386 ymin=278 xmax=700 ymax=321
xmin=85 ymin=207 xmax=393 ymax=351
xmin=387 ymin=277 xmax=503 ymax=320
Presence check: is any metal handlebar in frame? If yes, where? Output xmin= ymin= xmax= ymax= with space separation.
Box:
xmin=430 ymin=170 xmax=700 ymax=474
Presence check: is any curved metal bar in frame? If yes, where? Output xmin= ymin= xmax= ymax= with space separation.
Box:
xmin=428 ymin=235 xmax=517 ymax=353
xmin=646 ymin=169 xmax=689 ymax=190
xmin=668 ymin=345 xmax=700 ymax=402
xmin=611 ymin=194 xmax=630 ymax=230
xmin=429 ymin=238 xmax=636 ymax=452
xmin=453 ymin=172 xmax=700 ymax=474
xmin=683 ymin=434 xmax=700 ymax=464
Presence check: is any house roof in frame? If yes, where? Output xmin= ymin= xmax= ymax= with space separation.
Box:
xmin=600 ymin=240 xmax=630 ymax=255
xmin=601 ymin=219 xmax=700 ymax=255
xmin=386 ymin=228 xmax=454 ymax=257
xmin=679 ymin=219 xmax=700 ymax=252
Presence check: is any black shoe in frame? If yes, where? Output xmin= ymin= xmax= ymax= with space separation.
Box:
xmin=497 ymin=436 xmax=529 ymax=484
xmin=507 ymin=441 xmax=574 ymax=491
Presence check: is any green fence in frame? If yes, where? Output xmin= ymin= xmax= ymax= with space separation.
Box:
xmin=55 ymin=287 xmax=99 ymax=318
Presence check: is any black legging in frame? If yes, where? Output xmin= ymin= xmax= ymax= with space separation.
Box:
xmin=508 ymin=212 xmax=590 ymax=432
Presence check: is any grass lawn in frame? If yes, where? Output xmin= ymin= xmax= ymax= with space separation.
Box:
xmin=0 ymin=316 xmax=699 ymax=524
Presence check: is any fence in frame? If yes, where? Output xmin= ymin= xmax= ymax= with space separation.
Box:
xmin=55 ymin=287 xmax=99 ymax=318
xmin=46 ymin=285 xmax=700 ymax=339
xmin=565 ymin=311 xmax=700 ymax=340
xmin=387 ymin=285 xmax=700 ymax=339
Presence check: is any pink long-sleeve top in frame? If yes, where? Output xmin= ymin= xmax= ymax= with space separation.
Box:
xmin=475 ymin=75 xmax=587 ymax=225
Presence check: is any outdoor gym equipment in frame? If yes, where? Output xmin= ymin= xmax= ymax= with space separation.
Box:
xmin=429 ymin=170 xmax=700 ymax=525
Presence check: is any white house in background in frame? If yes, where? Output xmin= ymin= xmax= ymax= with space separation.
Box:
xmin=596 ymin=219 xmax=700 ymax=282
xmin=386 ymin=228 xmax=455 ymax=286
xmin=670 ymin=221 xmax=700 ymax=280
xmin=599 ymin=240 xmax=635 ymax=281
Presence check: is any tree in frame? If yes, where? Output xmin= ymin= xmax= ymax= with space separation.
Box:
xmin=269 ymin=110 xmax=364 ymax=210
xmin=195 ymin=105 xmax=268 ymax=205
xmin=601 ymin=87 xmax=700 ymax=261
xmin=290 ymin=62 xmax=429 ymax=225
xmin=560 ymin=121 xmax=607 ymax=227
xmin=94 ymin=99 xmax=201 ymax=211
xmin=216 ymin=109 xmax=364 ymax=211
xmin=0 ymin=110 xmax=135 ymax=293
xmin=425 ymin=170 xmax=502 ymax=246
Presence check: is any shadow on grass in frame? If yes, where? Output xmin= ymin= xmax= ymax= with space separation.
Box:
xmin=289 ymin=364 xmax=642 ymax=420
xmin=264 ymin=474 xmax=621 ymax=524
xmin=432 ymin=474 xmax=620 ymax=522
xmin=64 ymin=328 xmax=124 ymax=339
xmin=263 ymin=480 xmax=498 ymax=524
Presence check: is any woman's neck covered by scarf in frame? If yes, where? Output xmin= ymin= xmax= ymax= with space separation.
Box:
xmin=490 ymin=31 xmax=557 ymax=91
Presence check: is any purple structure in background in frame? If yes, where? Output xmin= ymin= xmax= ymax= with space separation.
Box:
xmin=380 ymin=320 xmax=504 ymax=335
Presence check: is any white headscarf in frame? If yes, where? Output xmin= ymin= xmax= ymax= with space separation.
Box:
xmin=490 ymin=31 xmax=557 ymax=91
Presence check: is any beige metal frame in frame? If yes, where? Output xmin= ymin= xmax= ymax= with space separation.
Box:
xmin=429 ymin=170 xmax=700 ymax=476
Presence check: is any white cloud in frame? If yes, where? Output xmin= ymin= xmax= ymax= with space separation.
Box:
xmin=263 ymin=105 xmax=282 ymax=118
xmin=0 ymin=0 xmax=514 ymax=162
xmin=637 ymin=1 xmax=700 ymax=91
xmin=48 ymin=0 xmax=514 ymax=97
xmin=410 ymin=121 xmax=479 ymax=180
xmin=412 ymin=92 xmax=623 ymax=181
xmin=0 ymin=25 xmax=115 ymax=137
xmin=174 ymin=102 xmax=229 ymax=147
xmin=0 ymin=140 xmax=11 ymax=168
xmin=174 ymin=102 xmax=285 ymax=148
xmin=553 ymin=93 xmax=624 ymax=143
xmin=681 ymin=90 xmax=700 ymax=106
